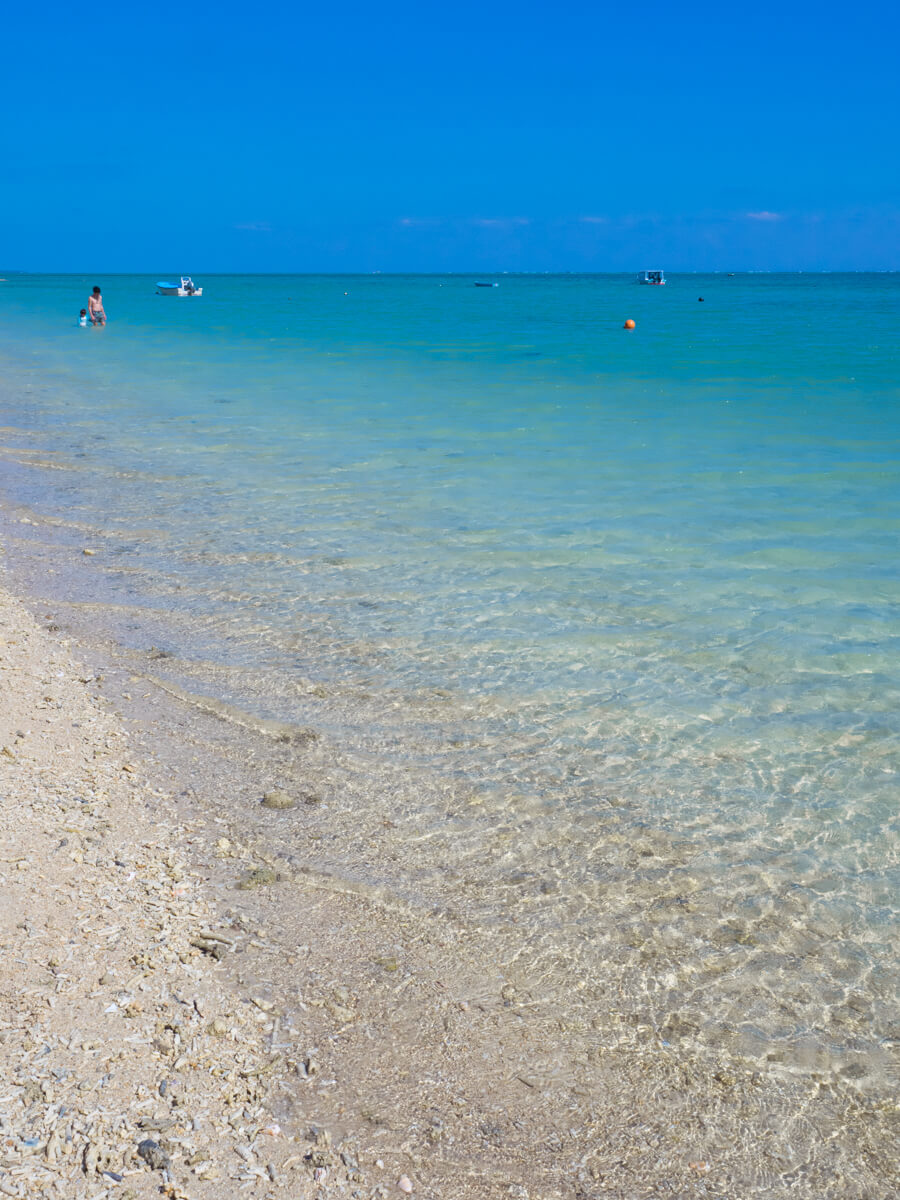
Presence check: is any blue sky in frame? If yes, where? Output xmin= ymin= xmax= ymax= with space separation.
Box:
xmin=3 ymin=0 xmax=898 ymax=271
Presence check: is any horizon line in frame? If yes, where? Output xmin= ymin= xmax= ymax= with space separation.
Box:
xmin=2 ymin=269 xmax=899 ymax=277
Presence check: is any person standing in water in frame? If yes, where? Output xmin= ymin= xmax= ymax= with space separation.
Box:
xmin=88 ymin=286 xmax=106 ymax=325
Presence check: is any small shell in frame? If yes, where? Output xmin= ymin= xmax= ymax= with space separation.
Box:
xmin=83 ymin=1143 xmax=99 ymax=1174
xmin=398 ymin=1176 xmax=414 ymax=1193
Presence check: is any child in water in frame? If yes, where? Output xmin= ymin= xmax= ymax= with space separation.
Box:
xmin=79 ymin=309 xmax=87 ymax=326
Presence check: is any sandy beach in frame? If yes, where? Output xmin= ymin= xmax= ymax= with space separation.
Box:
xmin=1 ymin=581 xmax=323 ymax=1198
xmin=0 ymin=576 xmax=596 ymax=1200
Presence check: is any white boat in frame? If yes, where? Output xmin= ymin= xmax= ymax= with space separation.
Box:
xmin=637 ymin=270 xmax=665 ymax=286
xmin=156 ymin=276 xmax=202 ymax=296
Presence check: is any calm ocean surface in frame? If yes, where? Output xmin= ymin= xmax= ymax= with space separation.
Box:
xmin=1 ymin=273 xmax=898 ymax=1091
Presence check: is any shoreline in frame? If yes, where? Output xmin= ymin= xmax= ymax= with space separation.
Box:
xmin=2 ymin=555 xmax=898 ymax=1198
xmin=0 ymin=581 xmax=311 ymax=1197
xmin=1 ymin=573 xmax=613 ymax=1199
xmin=0 ymin=577 xmax=554 ymax=1199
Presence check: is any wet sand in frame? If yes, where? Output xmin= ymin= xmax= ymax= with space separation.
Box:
xmin=2 ymin=545 xmax=898 ymax=1199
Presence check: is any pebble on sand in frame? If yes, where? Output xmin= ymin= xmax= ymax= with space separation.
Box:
xmin=237 ymin=866 xmax=280 ymax=889
xmin=137 ymin=1138 xmax=172 ymax=1171
xmin=261 ymin=789 xmax=298 ymax=810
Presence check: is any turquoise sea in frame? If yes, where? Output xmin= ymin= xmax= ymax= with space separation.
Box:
xmin=1 ymin=273 xmax=898 ymax=1098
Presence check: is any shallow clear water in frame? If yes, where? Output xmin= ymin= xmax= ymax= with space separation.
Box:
xmin=1 ymin=273 xmax=898 ymax=1091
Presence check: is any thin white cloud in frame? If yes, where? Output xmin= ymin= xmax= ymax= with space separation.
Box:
xmin=580 ymin=216 xmax=609 ymax=224
xmin=471 ymin=217 xmax=530 ymax=228
xmin=234 ymin=221 xmax=272 ymax=232
xmin=745 ymin=211 xmax=783 ymax=222
xmin=398 ymin=216 xmax=530 ymax=230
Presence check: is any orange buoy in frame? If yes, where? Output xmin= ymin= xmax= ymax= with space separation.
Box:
xmin=624 ymin=318 xmax=636 ymax=329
